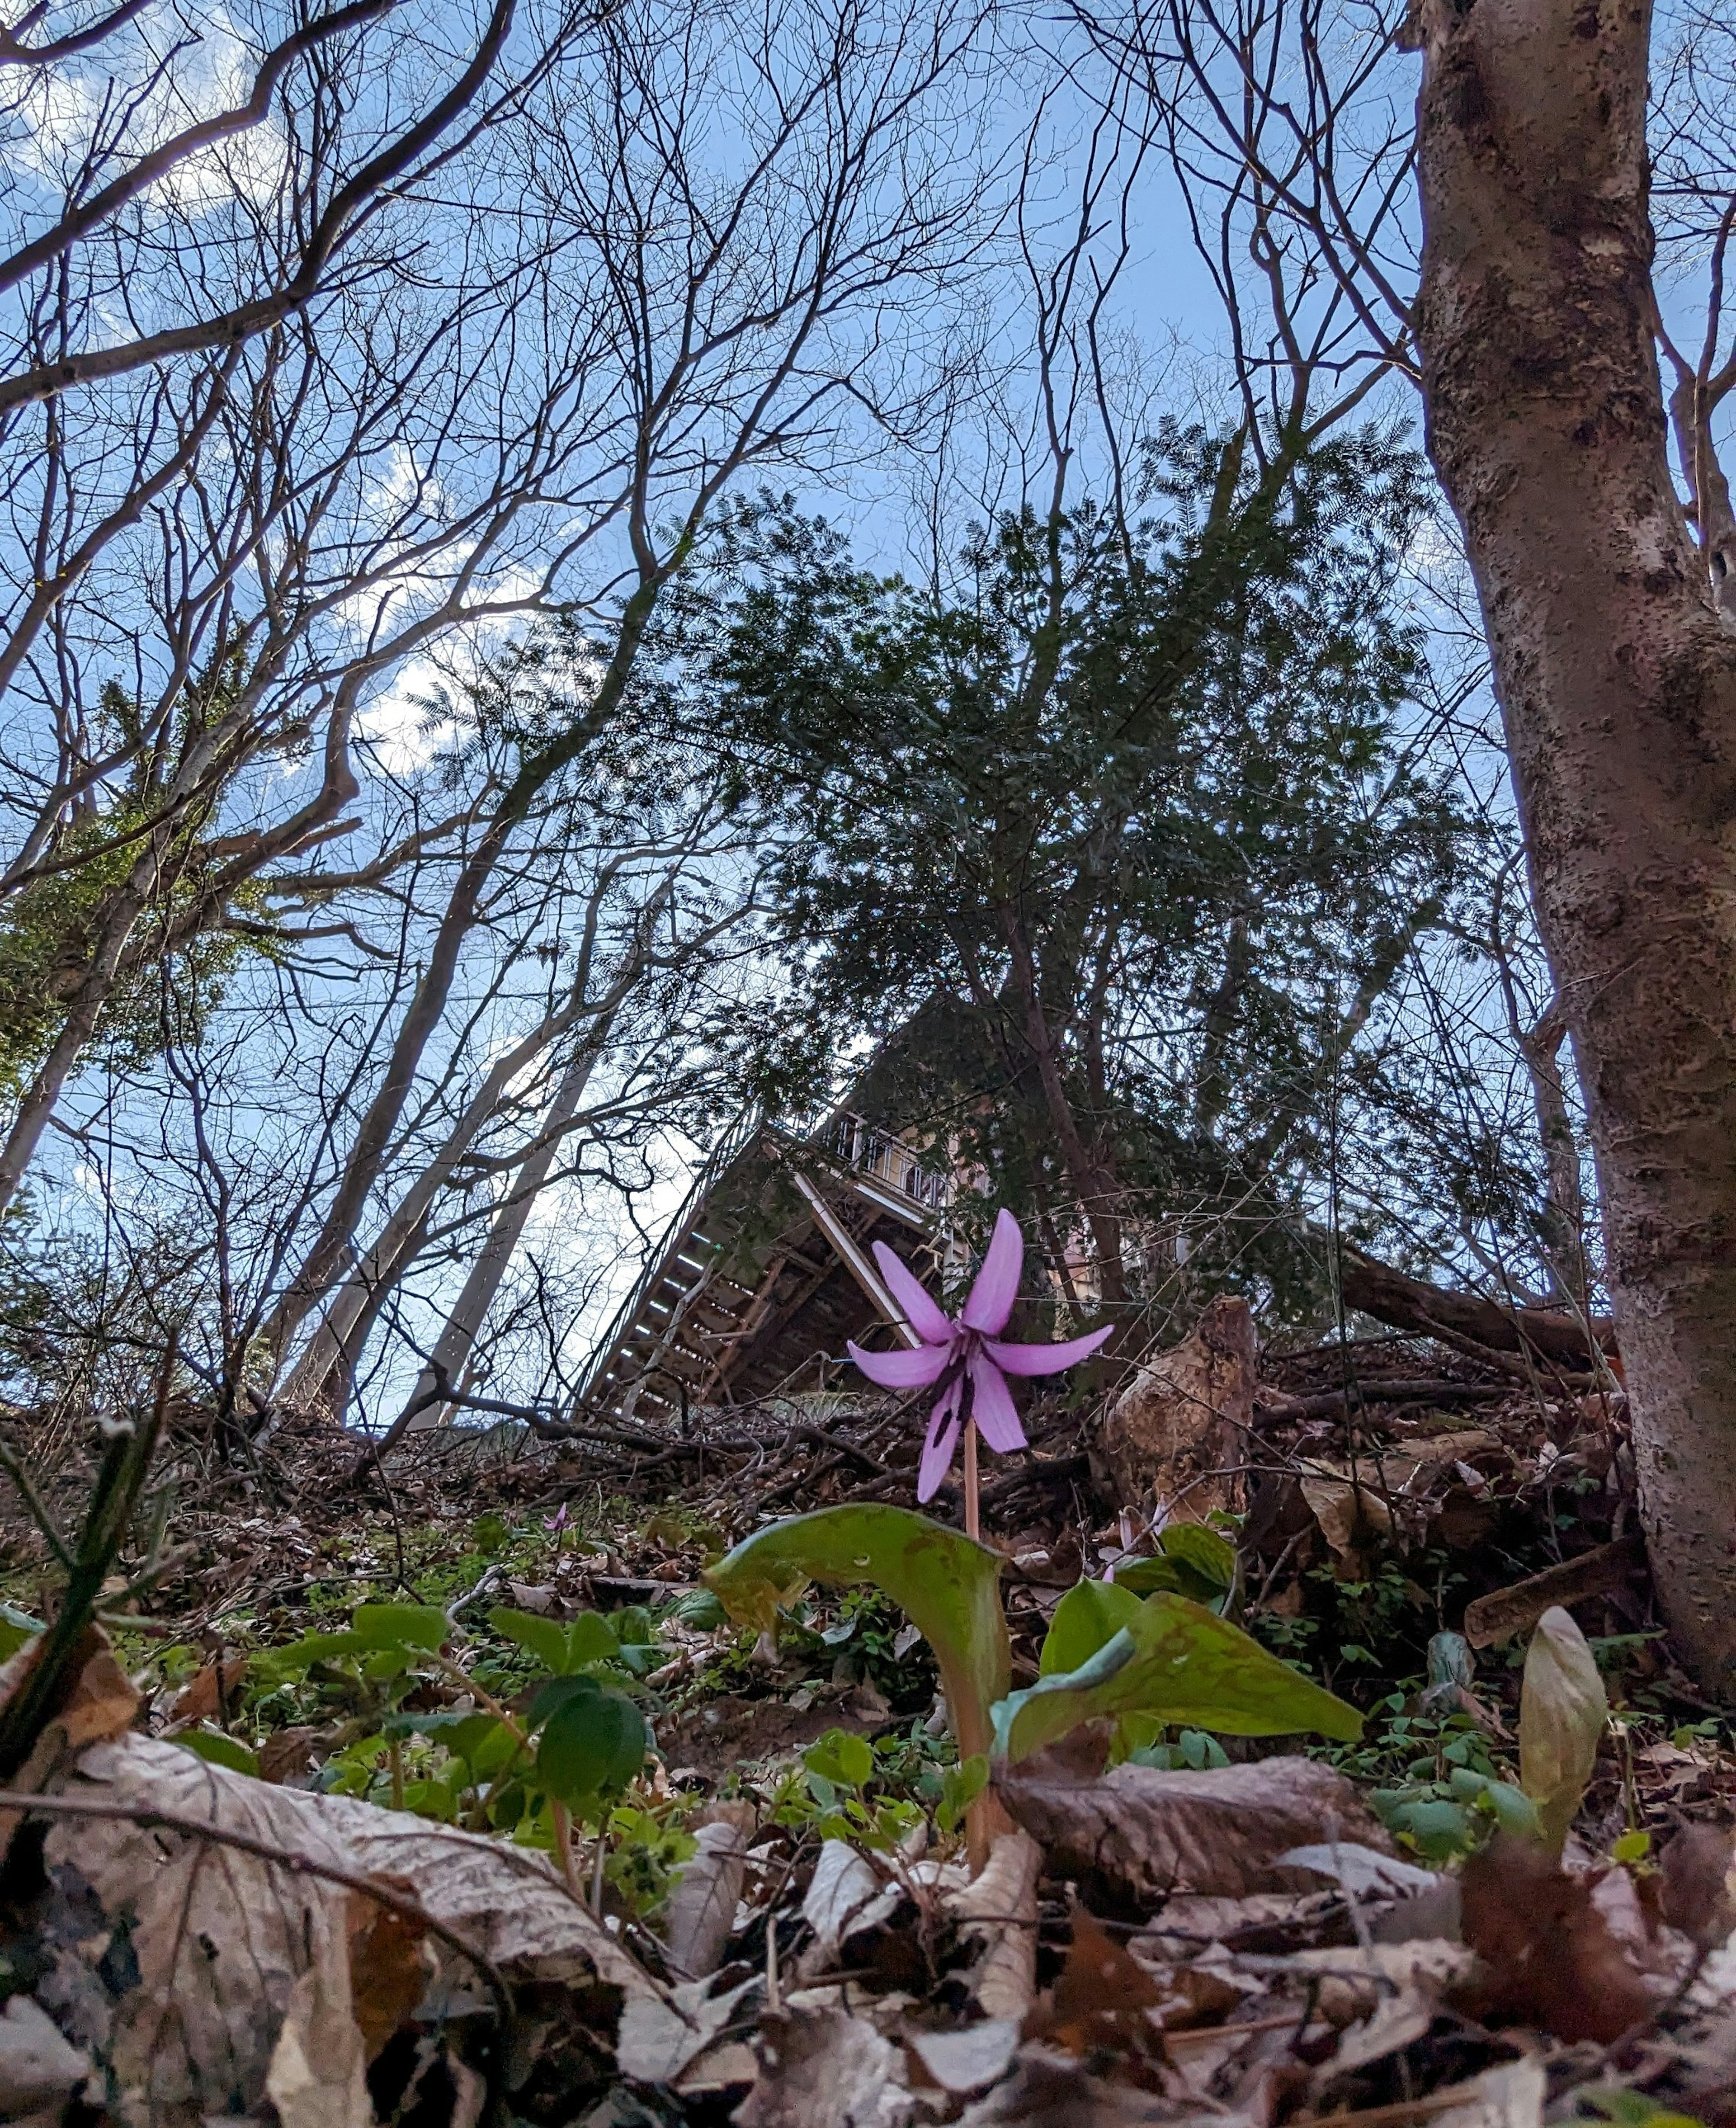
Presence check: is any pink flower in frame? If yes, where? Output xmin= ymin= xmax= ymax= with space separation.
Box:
xmin=846 ymin=1208 xmax=1112 ymax=1502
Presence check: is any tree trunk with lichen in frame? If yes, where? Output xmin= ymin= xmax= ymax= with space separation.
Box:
xmin=1411 ymin=0 xmax=1736 ymax=1685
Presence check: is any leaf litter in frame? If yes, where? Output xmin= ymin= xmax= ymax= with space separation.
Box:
xmin=0 ymin=1322 xmax=1735 ymax=2123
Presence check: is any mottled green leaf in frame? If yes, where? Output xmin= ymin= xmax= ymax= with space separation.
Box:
xmin=994 ymin=1591 xmax=1362 ymax=1762
xmin=704 ymin=1505 xmax=1009 ymax=1760
xmin=1039 ymin=1579 xmax=1142 ymax=1676
xmin=1158 ymin=1523 xmax=1237 ymax=1591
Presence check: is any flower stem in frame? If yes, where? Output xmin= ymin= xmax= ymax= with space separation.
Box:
xmin=963 ymin=1417 xmax=980 ymax=1543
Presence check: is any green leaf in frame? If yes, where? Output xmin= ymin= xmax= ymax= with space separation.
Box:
xmin=1104 ymin=1554 xmax=1190 ymax=1598
xmin=668 ymin=1589 xmax=728 ymax=1631
xmin=0 ymin=1605 xmax=41 ymax=1664
xmin=1158 ymin=1523 xmax=1237 ymax=1592
xmin=526 ymin=1673 xmax=607 ymax=1729
xmin=251 ymin=1627 xmax=372 ymax=1680
xmin=351 ymin=1604 xmax=448 ymax=1652
xmin=177 ymin=1727 xmax=259 ymax=1777
xmin=937 ymin=1754 xmax=989 ymax=1834
xmin=1520 ymin=1605 xmax=1607 ymax=1854
xmin=704 ymin=1505 xmax=1010 ymax=1760
xmin=565 ymin=1612 xmax=621 ymax=1670
xmin=490 ymin=1605 xmax=571 ymax=1675
xmin=535 ymin=1680 xmax=646 ymax=1811
xmin=1611 ymin=1828 xmax=1651 ymax=1865
xmin=802 ymin=1727 xmax=873 ymax=1789
xmin=994 ymin=1591 xmax=1363 ymax=1763
xmin=1387 ymin=1794 xmax=1475 ymax=1860
xmin=1039 ymin=1579 xmax=1143 ymax=1676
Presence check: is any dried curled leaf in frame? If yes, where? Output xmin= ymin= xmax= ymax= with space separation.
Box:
xmin=1518 ymin=1605 xmax=1606 ymax=1854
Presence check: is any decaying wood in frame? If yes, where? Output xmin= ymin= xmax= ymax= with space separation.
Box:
xmin=1462 ymin=1535 xmax=1649 ymax=1648
xmin=1090 ymin=1295 xmax=1256 ymax=1520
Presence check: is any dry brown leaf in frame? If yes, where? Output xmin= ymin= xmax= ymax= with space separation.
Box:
xmin=736 ymin=2006 xmax=912 ymax=2128
xmin=1036 ymin=1902 xmax=1168 ymax=2070
xmin=1456 ymin=1832 xmax=1662 ymax=2041
xmin=1000 ymin=1744 xmax=1395 ymax=1909
xmin=0 ymin=1995 xmax=90 ymax=2117
xmin=345 ymin=1877 xmax=434 ymax=2061
xmin=169 ymin=1657 xmax=249 ymax=1724
xmin=802 ymin=1838 xmax=895 ymax=1963
xmin=1299 ymin=1466 xmax=1394 ymax=1577
xmin=903 ymin=2019 xmax=1020 ymax=2095
xmin=956 ymin=2046 xmax=1197 ymax=2126
xmin=264 ymin=1960 xmax=373 ymax=2128
xmin=947 ymin=1827 xmax=1042 ymax=2021
xmin=662 ymin=1801 xmax=755 ymax=1980
xmin=259 ymin=1724 xmax=325 ymax=1785
xmin=618 ymin=1973 xmax=758 ymax=2084
xmin=1430 ymin=2055 xmax=1547 ymax=2128
xmin=1661 ymin=1824 xmax=1736 ymax=1949
xmin=7 ymin=1727 xmax=650 ymax=2126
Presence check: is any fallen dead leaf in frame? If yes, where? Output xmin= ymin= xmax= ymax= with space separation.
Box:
xmin=1661 ymin=1824 xmax=1736 ymax=1949
xmin=999 ymin=1734 xmax=1396 ymax=1910
xmin=1430 ymin=2055 xmax=1547 ymax=2128
xmin=264 ymin=1959 xmax=373 ymax=2128
xmin=956 ymin=2045 xmax=1194 ymax=2126
xmin=947 ymin=1827 xmax=1043 ymax=2022
xmin=1300 ymin=1465 xmax=1394 ymax=1576
xmin=663 ymin=1801 xmax=755 ymax=1981
xmin=1034 ymin=1902 xmax=1168 ymax=2074
xmin=259 ymin=1724 xmax=326 ymax=1784
xmin=903 ymin=2019 xmax=1021 ymax=2096
xmin=346 ymin=1878 xmax=435 ymax=2061
xmin=0 ymin=1994 xmax=90 ymax=2118
xmin=170 ymin=1656 xmax=250 ymax=1724
xmin=7 ymin=1728 xmax=650 ymax=2125
xmin=617 ymin=1973 xmax=758 ymax=2084
xmin=736 ymin=2005 xmax=912 ymax=2128
xmin=1456 ymin=1833 xmax=1663 ymax=2042
xmin=803 ymin=1838 xmax=896 ymax=1963
xmin=1093 ymin=1296 xmax=1256 ymax=1520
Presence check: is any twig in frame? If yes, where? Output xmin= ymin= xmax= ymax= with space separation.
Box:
xmin=0 ymin=1438 xmax=74 ymax=1570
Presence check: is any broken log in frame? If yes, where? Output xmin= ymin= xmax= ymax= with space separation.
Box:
xmin=1336 ymin=1248 xmax=1616 ymax=1370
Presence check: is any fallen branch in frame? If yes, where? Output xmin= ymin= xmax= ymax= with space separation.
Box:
xmin=1336 ymin=1247 xmax=1616 ymax=1369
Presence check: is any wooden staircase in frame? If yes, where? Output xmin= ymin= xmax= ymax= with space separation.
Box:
xmin=573 ymin=1111 xmax=953 ymax=1428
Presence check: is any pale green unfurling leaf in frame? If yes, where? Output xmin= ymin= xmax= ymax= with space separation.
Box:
xmin=1519 ymin=1605 xmax=1607 ymax=1854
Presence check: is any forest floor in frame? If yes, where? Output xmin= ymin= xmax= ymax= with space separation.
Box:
xmin=2 ymin=1329 xmax=1736 ymax=2128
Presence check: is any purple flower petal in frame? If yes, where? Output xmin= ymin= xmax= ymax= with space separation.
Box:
xmin=959 ymin=1208 xmax=1024 ymax=1335
xmin=983 ymin=1325 xmax=1113 ymax=1376
xmin=917 ymin=1378 xmax=965 ymax=1502
xmin=871 ymin=1241 xmax=954 ymax=1346
xmin=846 ymin=1340 xmax=951 ymax=1389
xmin=966 ymin=1349 xmax=1027 ymax=1454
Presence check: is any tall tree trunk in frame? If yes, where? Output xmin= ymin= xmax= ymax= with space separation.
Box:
xmin=1413 ymin=0 xmax=1736 ymax=1682
xmin=389 ymin=1033 xmax=604 ymax=1431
